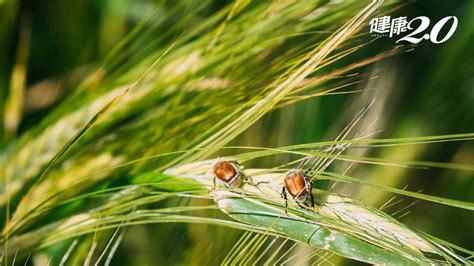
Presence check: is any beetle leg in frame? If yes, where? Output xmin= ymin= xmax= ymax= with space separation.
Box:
xmin=298 ymin=203 xmax=306 ymax=210
xmin=309 ymin=182 xmax=315 ymax=208
xmin=281 ymin=187 xmax=288 ymax=215
xmin=213 ymin=176 xmax=216 ymax=190
xmin=246 ymin=178 xmax=269 ymax=186
xmin=244 ymin=175 xmax=254 ymax=186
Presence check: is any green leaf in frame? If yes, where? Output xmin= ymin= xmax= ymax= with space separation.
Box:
xmin=216 ymin=191 xmax=419 ymax=265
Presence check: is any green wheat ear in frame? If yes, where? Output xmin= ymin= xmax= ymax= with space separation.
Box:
xmin=163 ymin=155 xmax=472 ymax=264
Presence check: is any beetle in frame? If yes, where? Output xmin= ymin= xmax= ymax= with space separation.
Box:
xmin=212 ymin=160 xmax=245 ymax=188
xmin=281 ymin=169 xmax=314 ymax=213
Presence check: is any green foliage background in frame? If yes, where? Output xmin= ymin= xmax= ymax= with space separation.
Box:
xmin=0 ymin=0 xmax=473 ymax=265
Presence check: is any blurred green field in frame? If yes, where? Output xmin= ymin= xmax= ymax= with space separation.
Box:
xmin=0 ymin=0 xmax=473 ymax=265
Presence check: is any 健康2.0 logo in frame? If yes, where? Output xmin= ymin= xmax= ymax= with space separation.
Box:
xmin=369 ymin=16 xmax=458 ymax=44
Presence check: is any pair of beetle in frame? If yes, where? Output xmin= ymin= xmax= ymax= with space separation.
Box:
xmin=212 ymin=160 xmax=315 ymax=210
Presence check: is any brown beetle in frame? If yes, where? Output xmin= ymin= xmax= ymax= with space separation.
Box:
xmin=212 ymin=160 xmax=245 ymax=188
xmin=281 ymin=169 xmax=314 ymax=212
